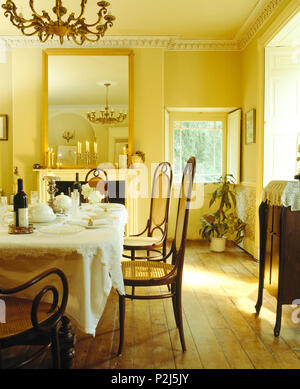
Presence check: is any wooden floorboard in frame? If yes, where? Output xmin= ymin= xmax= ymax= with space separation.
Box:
xmin=3 ymin=240 xmax=300 ymax=369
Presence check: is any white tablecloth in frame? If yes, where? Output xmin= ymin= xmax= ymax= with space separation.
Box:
xmin=0 ymin=204 xmax=127 ymax=336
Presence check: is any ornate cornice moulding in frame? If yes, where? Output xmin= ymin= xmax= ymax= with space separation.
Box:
xmin=236 ymin=0 xmax=285 ymax=50
xmin=0 ymin=0 xmax=285 ymax=52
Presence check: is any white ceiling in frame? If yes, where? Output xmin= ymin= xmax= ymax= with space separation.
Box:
xmin=0 ymin=0 xmax=261 ymax=41
xmin=48 ymin=55 xmax=128 ymax=106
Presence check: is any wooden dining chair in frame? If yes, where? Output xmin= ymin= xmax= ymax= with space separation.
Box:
xmin=118 ymin=157 xmax=196 ymax=355
xmin=0 ymin=268 xmax=71 ymax=369
xmin=85 ymin=168 xmax=109 ymax=203
xmin=123 ymin=161 xmax=173 ymax=262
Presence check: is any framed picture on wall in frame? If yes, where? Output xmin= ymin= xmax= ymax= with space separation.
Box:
xmin=57 ymin=145 xmax=77 ymax=165
xmin=245 ymin=109 xmax=256 ymax=144
xmin=0 ymin=115 xmax=8 ymax=140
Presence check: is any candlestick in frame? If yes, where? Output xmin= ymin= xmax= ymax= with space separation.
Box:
xmin=86 ymin=141 xmax=89 ymax=152
xmin=94 ymin=142 xmax=97 ymax=154
xmin=47 ymin=147 xmax=51 ymax=168
xmin=51 ymin=151 xmax=55 ymax=168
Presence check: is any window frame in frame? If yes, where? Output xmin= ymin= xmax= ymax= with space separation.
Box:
xmin=167 ymin=111 xmax=228 ymax=183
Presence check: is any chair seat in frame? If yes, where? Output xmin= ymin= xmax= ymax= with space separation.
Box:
xmin=121 ymin=260 xmax=176 ymax=282
xmin=123 ymin=236 xmax=162 ymax=249
xmin=0 ymin=296 xmax=54 ymax=339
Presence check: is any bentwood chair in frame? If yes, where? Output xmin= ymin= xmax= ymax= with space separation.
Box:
xmin=123 ymin=161 xmax=173 ymax=262
xmin=0 ymin=268 xmax=69 ymax=369
xmin=85 ymin=168 xmax=109 ymax=203
xmin=118 ymin=157 xmax=196 ymax=355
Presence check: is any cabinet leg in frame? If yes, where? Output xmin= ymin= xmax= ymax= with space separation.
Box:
xmin=274 ymin=303 xmax=282 ymax=337
xmin=255 ymin=286 xmax=263 ymax=315
xmin=58 ymin=316 xmax=76 ymax=369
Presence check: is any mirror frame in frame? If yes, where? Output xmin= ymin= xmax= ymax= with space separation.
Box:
xmin=42 ymin=48 xmax=134 ymax=168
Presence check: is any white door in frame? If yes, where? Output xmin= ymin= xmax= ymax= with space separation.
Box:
xmin=227 ymin=109 xmax=241 ymax=184
xmin=264 ymin=46 xmax=300 ymax=186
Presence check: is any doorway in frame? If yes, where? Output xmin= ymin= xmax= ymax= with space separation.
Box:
xmin=264 ymin=11 xmax=300 ymax=187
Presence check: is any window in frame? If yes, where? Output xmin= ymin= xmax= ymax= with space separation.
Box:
xmin=169 ymin=113 xmax=226 ymax=183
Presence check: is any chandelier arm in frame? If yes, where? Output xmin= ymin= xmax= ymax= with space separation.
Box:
xmin=3 ymin=3 xmax=36 ymax=27
xmin=77 ymin=0 xmax=88 ymax=20
xmin=70 ymin=33 xmax=86 ymax=46
xmin=2 ymin=0 xmax=115 ymax=45
xmin=29 ymin=0 xmax=44 ymax=19
xmin=74 ymin=5 xmax=114 ymax=29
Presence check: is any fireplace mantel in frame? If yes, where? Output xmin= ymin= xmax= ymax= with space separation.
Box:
xmin=33 ymin=168 xmax=141 ymax=235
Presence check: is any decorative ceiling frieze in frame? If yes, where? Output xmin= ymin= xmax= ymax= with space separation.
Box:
xmin=0 ymin=0 xmax=285 ymax=52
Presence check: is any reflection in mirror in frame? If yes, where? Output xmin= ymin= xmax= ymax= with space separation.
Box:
xmin=44 ymin=50 xmax=133 ymax=169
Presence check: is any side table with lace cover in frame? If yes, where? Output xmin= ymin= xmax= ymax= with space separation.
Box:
xmin=255 ymin=181 xmax=300 ymax=336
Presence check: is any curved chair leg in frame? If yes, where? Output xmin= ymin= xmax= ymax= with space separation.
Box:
xmin=131 ymin=250 xmax=135 ymax=296
xmin=118 ymin=294 xmax=126 ymax=355
xmin=175 ymin=284 xmax=186 ymax=352
xmin=171 ymin=284 xmax=179 ymax=328
xmin=274 ymin=302 xmax=282 ymax=337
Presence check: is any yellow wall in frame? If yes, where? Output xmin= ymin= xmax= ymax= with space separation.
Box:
xmin=11 ymin=48 xmax=43 ymax=195
xmin=0 ymin=0 xmax=296 ymax=249
xmin=0 ymin=50 xmax=13 ymax=196
xmin=165 ymin=50 xmax=242 ymax=239
xmin=239 ymin=0 xmax=298 ymax=258
xmin=165 ymin=51 xmax=242 ymax=107
xmin=133 ymin=48 xmax=165 ymax=232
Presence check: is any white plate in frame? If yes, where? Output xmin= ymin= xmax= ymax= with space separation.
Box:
xmin=38 ymin=225 xmax=85 ymax=235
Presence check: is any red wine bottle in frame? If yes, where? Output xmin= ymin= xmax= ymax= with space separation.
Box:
xmin=14 ymin=178 xmax=28 ymax=227
xmin=73 ymin=172 xmax=82 ymax=206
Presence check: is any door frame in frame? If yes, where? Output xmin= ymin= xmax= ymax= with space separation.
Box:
xmin=255 ymin=0 xmax=300 ymax=258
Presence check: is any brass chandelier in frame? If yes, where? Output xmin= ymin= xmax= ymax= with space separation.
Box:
xmin=87 ymin=82 xmax=127 ymax=125
xmin=1 ymin=0 xmax=115 ymax=45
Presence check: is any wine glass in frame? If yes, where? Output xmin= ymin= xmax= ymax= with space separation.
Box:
xmin=0 ymin=196 xmax=8 ymax=225
xmin=30 ymin=191 xmax=39 ymax=205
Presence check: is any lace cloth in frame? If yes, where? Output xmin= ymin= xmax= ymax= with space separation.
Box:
xmin=282 ymin=181 xmax=300 ymax=211
xmin=0 ymin=205 xmax=128 ymax=336
xmin=261 ymin=181 xmax=288 ymax=206
xmin=261 ymin=180 xmax=300 ymax=212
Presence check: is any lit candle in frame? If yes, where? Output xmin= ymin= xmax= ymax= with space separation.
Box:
xmin=86 ymin=141 xmax=89 ymax=152
xmin=77 ymin=141 xmax=82 ymax=154
xmin=94 ymin=142 xmax=97 ymax=153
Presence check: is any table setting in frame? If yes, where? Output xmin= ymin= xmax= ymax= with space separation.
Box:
xmin=0 ymin=191 xmax=127 ymax=335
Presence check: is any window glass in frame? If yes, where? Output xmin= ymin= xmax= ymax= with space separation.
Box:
xmin=173 ymin=121 xmax=223 ymax=183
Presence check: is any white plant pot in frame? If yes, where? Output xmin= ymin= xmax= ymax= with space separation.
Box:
xmin=210 ymin=237 xmax=227 ymax=252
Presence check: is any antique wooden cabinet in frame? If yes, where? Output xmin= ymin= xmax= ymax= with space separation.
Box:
xmin=255 ymin=202 xmax=300 ymax=336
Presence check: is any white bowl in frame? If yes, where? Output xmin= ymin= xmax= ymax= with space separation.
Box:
xmin=29 ymin=203 xmax=56 ymax=223
xmin=55 ymin=193 xmax=72 ymax=211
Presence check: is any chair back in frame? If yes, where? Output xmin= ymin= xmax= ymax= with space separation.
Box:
xmin=172 ymin=157 xmax=196 ymax=271
xmin=85 ymin=168 xmax=109 ymax=203
xmin=148 ymin=162 xmax=173 ymax=241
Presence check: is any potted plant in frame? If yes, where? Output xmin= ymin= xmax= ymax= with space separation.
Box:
xmin=199 ymin=174 xmax=246 ymax=252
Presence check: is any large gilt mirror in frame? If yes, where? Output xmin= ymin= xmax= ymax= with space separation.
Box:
xmin=42 ymin=49 xmax=133 ymax=169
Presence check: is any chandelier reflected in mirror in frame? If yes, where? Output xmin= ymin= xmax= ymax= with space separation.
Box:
xmin=87 ymin=82 xmax=127 ymax=125
xmin=1 ymin=0 xmax=115 ymax=45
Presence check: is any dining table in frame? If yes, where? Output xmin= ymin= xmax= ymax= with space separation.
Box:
xmin=0 ymin=201 xmax=127 ymax=343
